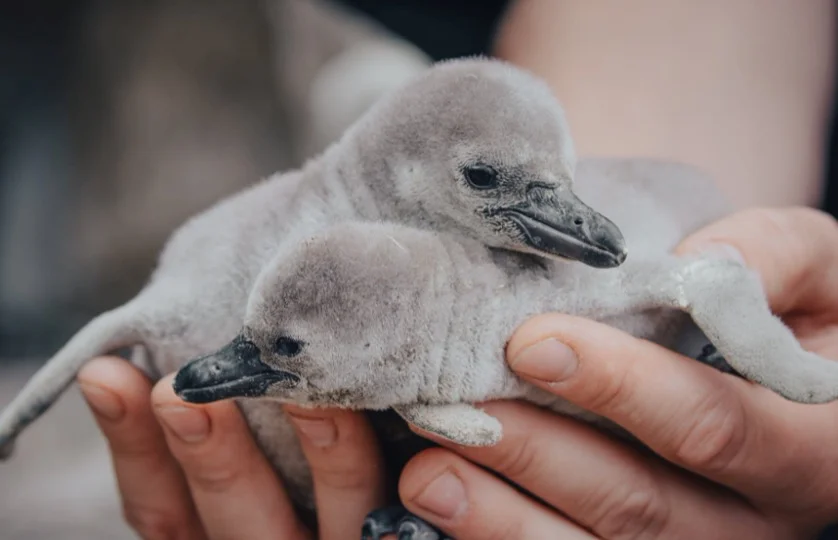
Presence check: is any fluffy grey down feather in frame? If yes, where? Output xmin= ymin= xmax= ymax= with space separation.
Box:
xmin=1 ymin=58 xmax=836 ymax=519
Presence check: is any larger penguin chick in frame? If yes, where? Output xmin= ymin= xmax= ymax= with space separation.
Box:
xmin=343 ymin=57 xmax=628 ymax=268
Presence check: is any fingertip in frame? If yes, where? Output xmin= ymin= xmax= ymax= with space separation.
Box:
xmin=150 ymin=377 xmax=248 ymax=449
xmin=151 ymin=374 xmax=243 ymax=426
xmin=506 ymin=312 xmax=588 ymax=364
xmin=283 ymin=403 xmax=335 ymax=420
xmin=78 ymin=355 xmax=150 ymax=391
xmin=150 ymin=373 xmax=181 ymax=406
xmin=284 ymin=405 xmax=378 ymax=451
xmin=78 ymin=356 xmax=152 ymax=421
xmin=401 ymin=447 xmax=587 ymax=538
xmin=399 ymin=448 xmax=458 ymax=499
xmin=284 ymin=406 xmax=341 ymax=450
xmin=399 ymin=448 xmax=468 ymax=521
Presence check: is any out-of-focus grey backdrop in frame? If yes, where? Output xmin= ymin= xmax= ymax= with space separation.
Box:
xmin=0 ymin=0 xmax=455 ymax=536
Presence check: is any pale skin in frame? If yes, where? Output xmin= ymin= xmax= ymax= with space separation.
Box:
xmin=78 ymin=359 xmax=388 ymax=539
xmin=493 ymin=0 xmax=836 ymax=208
xmin=79 ymin=1 xmax=838 ymax=538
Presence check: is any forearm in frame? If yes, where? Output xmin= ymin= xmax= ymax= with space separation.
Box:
xmin=493 ymin=0 xmax=835 ymax=208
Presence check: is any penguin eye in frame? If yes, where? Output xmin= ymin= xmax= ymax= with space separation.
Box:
xmin=463 ymin=165 xmax=499 ymax=190
xmin=274 ymin=337 xmax=303 ymax=357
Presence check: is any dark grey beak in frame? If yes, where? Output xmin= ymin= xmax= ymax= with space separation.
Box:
xmin=173 ymin=336 xmax=300 ymax=404
xmin=503 ymin=186 xmax=628 ymax=268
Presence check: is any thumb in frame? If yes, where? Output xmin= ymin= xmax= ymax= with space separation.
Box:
xmin=674 ymin=206 xmax=838 ymax=315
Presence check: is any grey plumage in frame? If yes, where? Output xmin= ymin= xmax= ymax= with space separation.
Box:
xmin=0 ymin=57 xmax=628 ymax=461
xmin=180 ymin=212 xmax=838 ymax=449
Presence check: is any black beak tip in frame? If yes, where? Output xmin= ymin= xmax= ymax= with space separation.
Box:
xmin=592 ymin=221 xmax=628 ymax=267
xmin=616 ymin=247 xmax=628 ymax=264
xmin=602 ymin=244 xmax=628 ymax=268
xmin=172 ymin=362 xmax=200 ymax=396
xmin=610 ymin=245 xmax=628 ymax=265
xmin=172 ymin=370 xmax=187 ymax=395
xmin=586 ymin=247 xmax=627 ymax=269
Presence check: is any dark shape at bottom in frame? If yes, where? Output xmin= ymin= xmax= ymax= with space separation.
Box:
xmin=362 ymin=506 xmax=407 ymax=539
xmin=0 ymin=437 xmax=13 ymax=460
xmin=362 ymin=505 xmax=452 ymax=540
xmin=696 ymin=343 xmax=740 ymax=376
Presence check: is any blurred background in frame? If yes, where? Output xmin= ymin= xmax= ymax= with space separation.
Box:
xmin=0 ymin=1 xmax=835 ymax=538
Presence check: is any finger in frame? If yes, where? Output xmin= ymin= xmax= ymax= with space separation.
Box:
xmin=505 ymin=313 xmax=826 ymax=500
xmin=284 ymin=405 xmax=388 ymax=540
xmin=675 ymin=206 xmax=838 ymax=316
xmin=78 ymin=357 xmax=206 ymax=540
xmin=151 ymin=374 xmax=307 ymax=540
xmin=411 ymin=401 xmax=776 ymax=539
xmin=400 ymin=447 xmax=595 ymax=540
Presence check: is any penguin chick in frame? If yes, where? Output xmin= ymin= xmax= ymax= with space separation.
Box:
xmin=176 ymin=220 xmax=838 ymax=446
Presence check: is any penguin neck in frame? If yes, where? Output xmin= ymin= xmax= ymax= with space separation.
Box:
xmin=319 ymin=119 xmax=436 ymax=227
xmin=290 ymin=147 xmax=387 ymax=231
xmin=419 ymin=235 xmax=534 ymax=404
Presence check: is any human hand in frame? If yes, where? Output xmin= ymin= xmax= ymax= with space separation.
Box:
xmin=397 ymin=207 xmax=838 ymax=539
xmin=77 ymin=357 xmax=387 ymax=539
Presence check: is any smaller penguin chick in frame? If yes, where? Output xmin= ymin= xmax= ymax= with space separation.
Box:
xmin=175 ymin=221 xmax=524 ymax=445
xmin=174 ymin=221 xmax=838 ymax=447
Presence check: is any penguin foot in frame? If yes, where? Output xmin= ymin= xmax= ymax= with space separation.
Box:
xmin=361 ymin=505 xmax=451 ymax=540
xmin=696 ymin=343 xmax=740 ymax=376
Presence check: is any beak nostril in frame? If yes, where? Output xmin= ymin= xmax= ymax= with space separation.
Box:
xmin=573 ymin=217 xmax=584 ymax=226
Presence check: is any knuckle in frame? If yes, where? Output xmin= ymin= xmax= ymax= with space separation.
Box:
xmin=583 ymin=358 xmax=637 ymax=415
xmin=110 ymin=435 xmax=168 ymax=463
xmin=737 ymin=208 xmax=806 ymax=265
xmin=183 ymin=459 xmax=241 ymax=494
xmin=115 ymin=450 xmax=175 ymax=488
xmin=122 ymin=502 xmax=184 ymax=540
xmin=586 ymin=483 xmax=669 ymax=540
xmin=737 ymin=207 xmax=793 ymax=237
xmin=672 ymin=389 xmax=747 ymax=473
xmin=311 ymin=460 xmax=374 ymax=491
xmin=485 ymin=435 xmax=542 ymax=482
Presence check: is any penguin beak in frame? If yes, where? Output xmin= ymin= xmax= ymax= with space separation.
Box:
xmin=502 ymin=186 xmax=628 ymax=268
xmin=173 ymin=336 xmax=300 ymax=403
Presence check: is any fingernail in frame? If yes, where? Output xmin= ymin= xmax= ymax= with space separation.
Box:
xmin=510 ymin=338 xmax=578 ymax=382
xmin=289 ymin=415 xmax=338 ymax=448
xmin=156 ymin=406 xmax=210 ymax=443
xmin=412 ymin=469 xmax=467 ymax=520
xmin=688 ymin=242 xmax=746 ymax=265
xmin=79 ymin=383 xmax=125 ymax=421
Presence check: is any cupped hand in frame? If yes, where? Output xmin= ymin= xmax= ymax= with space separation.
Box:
xmin=77 ymin=357 xmax=387 ymax=539
xmin=398 ymin=207 xmax=838 ymax=539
